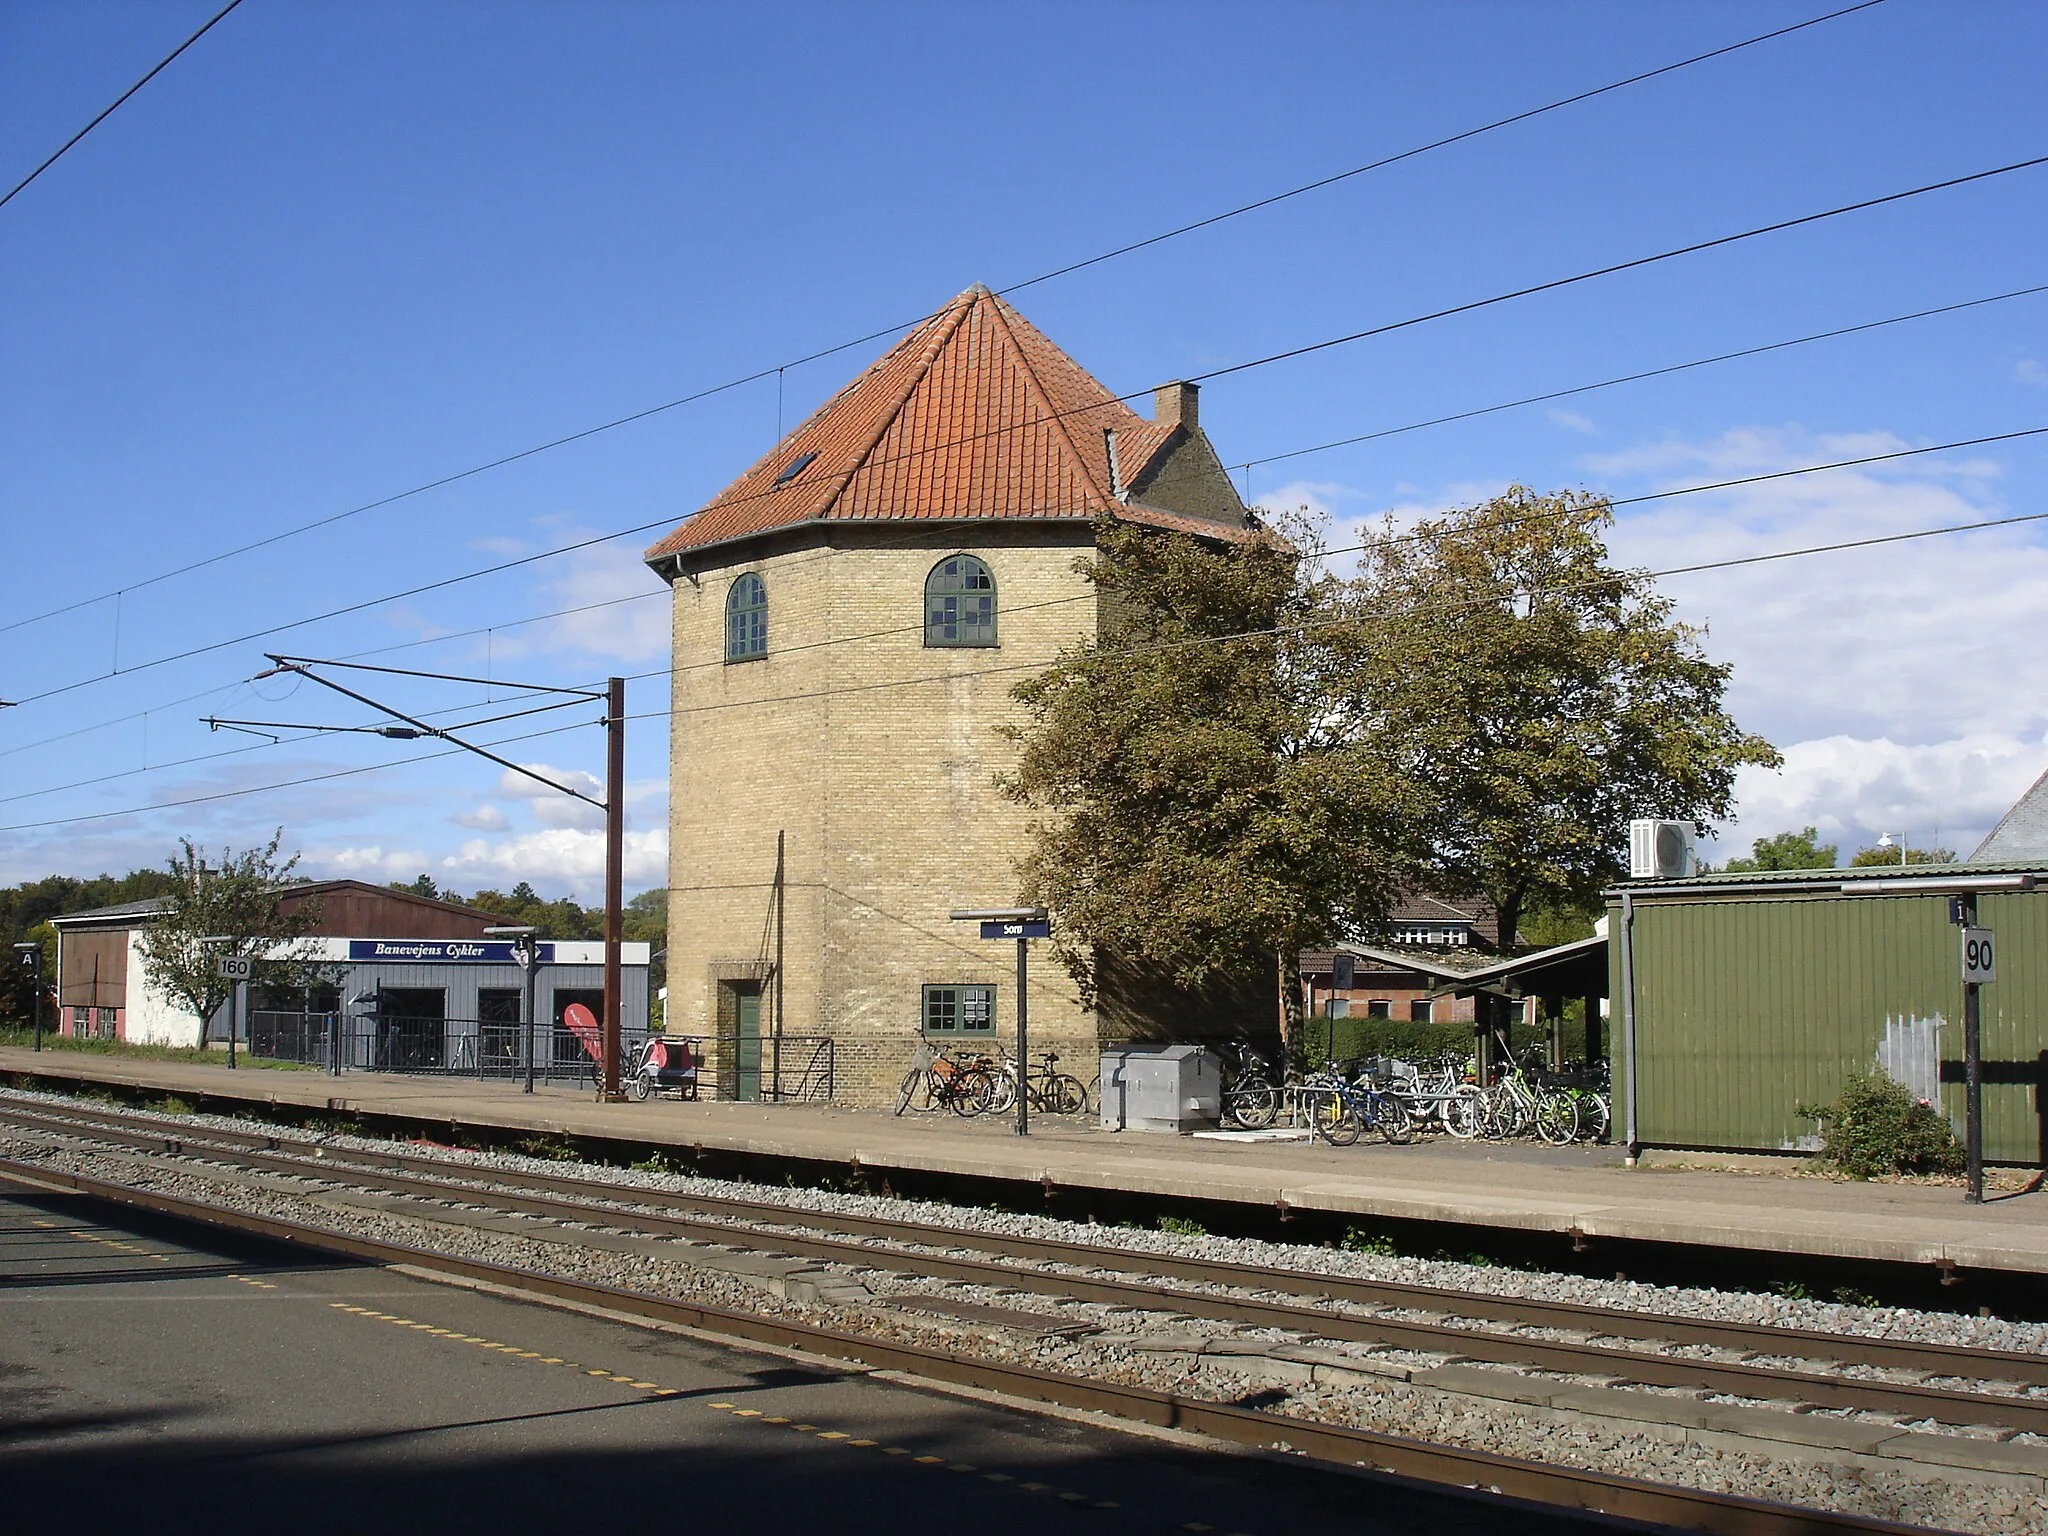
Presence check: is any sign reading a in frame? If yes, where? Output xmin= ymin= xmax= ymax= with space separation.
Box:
xmin=216 ymin=955 xmax=252 ymax=980
xmin=1962 ymin=927 xmax=1996 ymax=985
xmin=980 ymin=919 xmax=1051 ymax=940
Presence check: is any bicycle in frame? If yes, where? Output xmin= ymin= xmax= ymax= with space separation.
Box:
xmin=1217 ymin=1038 xmax=1281 ymax=1130
xmin=895 ymin=1047 xmax=995 ymax=1117
xmin=1303 ymin=1066 xmax=1416 ymax=1146
xmin=980 ymin=1051 xmax=1090 ymax=1115
xmin=1373 ymin=1053 xmax=1483 ymax=1139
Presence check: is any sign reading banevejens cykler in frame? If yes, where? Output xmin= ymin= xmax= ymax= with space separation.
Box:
xmin=980 ymin=919 xmax=1051 ymax=940
xmin=346 ymin=939 xmax=558 ymax=964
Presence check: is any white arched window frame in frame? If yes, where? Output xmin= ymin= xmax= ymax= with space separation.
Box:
xmin=924 ymin=554 xmax=996 ymax=647
xmin=725 ymin=572 xmax=767 ymax=661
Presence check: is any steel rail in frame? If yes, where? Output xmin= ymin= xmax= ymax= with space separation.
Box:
xmin=7 ymin=1102 xmax=2046 ymax=1436
xmin=3 ymin=1095 xmax=2042 ymax=1388
xmin=0 ymin=1154 xmax=1939 ymax=1536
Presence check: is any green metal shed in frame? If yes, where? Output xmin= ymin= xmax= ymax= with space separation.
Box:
xmin=1607 ymin=862 xmax=2046 ymax=1166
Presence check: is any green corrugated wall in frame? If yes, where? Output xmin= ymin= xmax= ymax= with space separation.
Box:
xmin=1611 ymin=889 xmax=2045 ymax=1164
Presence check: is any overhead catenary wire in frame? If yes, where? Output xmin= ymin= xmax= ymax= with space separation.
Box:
xmin=10 ymin=146 xmax=2046 ymax=717
xmin=8 ymin=434 xmax=2043 ymax=835
xmin=9 ymin=274 xmax=2046 ymax=773
xmin=0 ymin=0 xmax=247 ymax=213
xmin=0 ymin=0 xmax=1890 ymax=638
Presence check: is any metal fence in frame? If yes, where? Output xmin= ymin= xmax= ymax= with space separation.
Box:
xmin=247 ymin=1010 xmax=646 ymax=1086
xmin=714 ymin=1033 xmax=835 ymax=1103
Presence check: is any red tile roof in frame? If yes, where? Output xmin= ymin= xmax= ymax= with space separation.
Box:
xmin=645 ymin=286 xmax=1251 ymax=561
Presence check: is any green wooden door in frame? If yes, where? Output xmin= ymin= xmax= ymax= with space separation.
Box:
xmin=734 ymin=991 xmax=761 ymax=1102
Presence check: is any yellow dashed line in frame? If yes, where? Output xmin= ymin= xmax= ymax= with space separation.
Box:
xmin=324 ymin=1305 xmax=1136 ymax=1519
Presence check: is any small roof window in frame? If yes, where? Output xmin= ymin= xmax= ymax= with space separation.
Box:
xmin=773 ymin=451 xmax=818 ymax=487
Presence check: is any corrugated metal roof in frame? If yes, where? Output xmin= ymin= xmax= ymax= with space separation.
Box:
xmin=1613 ymin=858 xmax=2048 ymax=898
xmin=644 ymin=285 xmax=1254 ymax=562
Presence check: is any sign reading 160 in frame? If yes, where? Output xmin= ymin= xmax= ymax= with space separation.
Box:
xmin=1961 ymin=927 xmax=1996 ymax=985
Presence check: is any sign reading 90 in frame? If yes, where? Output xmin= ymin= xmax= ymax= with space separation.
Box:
xmin=1961 ymin=927 xmax=1996 ymax=985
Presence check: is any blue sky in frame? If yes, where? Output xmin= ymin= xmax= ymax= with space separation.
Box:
xmin=3 ymin=0 xmax=2045 ymax=896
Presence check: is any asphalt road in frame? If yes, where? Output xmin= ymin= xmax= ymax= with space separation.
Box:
xmin=0 ymin=1187 xmax=1611 ymax=1536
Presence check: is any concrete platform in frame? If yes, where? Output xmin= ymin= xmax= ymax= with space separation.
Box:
xmin=5 ymin=1046 xmax=2045 ymax=1277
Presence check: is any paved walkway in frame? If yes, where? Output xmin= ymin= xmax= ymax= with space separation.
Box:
xmin=5 ymin=1046 xmax=2044 ymax=1276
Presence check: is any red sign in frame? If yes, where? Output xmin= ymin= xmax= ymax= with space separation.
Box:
xmin=562 ymin=1002 xmax=601 ymax=1063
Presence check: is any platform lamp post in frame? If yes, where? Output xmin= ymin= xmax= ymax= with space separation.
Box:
xmin=223 ymin=656 xmax=629 ymax=1102
xmin=949 ymin=907 xmax=1049 ymax=1138
xmin=486 ymin=926 xmax=542 ymax=1094
xmin=13 ymin=942 xmax=43 ymax=1051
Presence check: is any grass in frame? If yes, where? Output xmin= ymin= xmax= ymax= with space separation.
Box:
xmin=1156 ymin=1215 xmax=1208 ymax=1237
xmin=0 ymin=1027 xmax=319 ymax=1071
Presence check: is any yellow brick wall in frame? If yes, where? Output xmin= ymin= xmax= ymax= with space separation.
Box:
xmin=665 ymin=527 xmax=1105 ymax=1105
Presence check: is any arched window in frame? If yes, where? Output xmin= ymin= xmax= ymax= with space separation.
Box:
xmin=924 ymin=554 xmax=996 ymax=647
xmin=725 ymin=572 xmax=767 ymax=661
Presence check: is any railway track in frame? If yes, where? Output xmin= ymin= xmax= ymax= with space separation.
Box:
xmin=3 ymin=1092 xmax=2041 ymax=1534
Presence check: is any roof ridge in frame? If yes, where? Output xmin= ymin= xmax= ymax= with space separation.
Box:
xmin=982 ymin=291 xmax=1117 ymax=512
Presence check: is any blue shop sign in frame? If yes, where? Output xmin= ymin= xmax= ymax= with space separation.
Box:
xmin=346 ymin=939 xmax=558 ymax=964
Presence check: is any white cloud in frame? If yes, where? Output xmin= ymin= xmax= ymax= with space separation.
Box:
xmin=1546 ymin=407 xmax=1597 ymax=435
xmin=487 ymin=533 xmax=669 ymax=665
xmin=1590 ymin=422 xmax=2048 ymax=858
xmin=1252 ymin=478 xmax=1358 ymax=526
xmin=439 ymin=826 xmax=668 ymax=899
xmin=497 ymin=762 xmax=602 ymax=800
xmin=1600 ymin=425 xmax=2048 ymax=748
xmin=494 ymin=761 xmax=605 ymax=828
xmin=316 ymin=844 xmax=434 ymax=882
xmin=2015 ymin=358 xmax=2048 ymax=389
xmin=451 ymin=803 xmax=509 ymax=831
xmin=1715 ymin=732 xmax=2046 ymax=861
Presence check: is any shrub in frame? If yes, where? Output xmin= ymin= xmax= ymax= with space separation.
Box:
xmin=1341 ymin=1226 xmax=1397 ymax=1257
xmin=1802 ymin=1069 xmax=1963 ymax=1180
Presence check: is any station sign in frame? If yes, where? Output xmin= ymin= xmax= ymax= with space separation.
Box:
xmin=346 ymin=939 xmax=558 ymax=964
xmin=980 ymin=919 xmax=1050 ymax=940
xmin=1961 ymin=927 xmax=1996 ymax=985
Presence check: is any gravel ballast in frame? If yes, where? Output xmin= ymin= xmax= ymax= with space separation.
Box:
xmin=4 ymin=1086 xmax=2045 ymax=1534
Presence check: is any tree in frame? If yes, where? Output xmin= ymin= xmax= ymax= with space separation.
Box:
xmin=391 ymin=873 xmax=441 ymax=900
xmin=134 ymin=832 xmax=327 ymax=1037
xmin=1003 ymin=519 xmax=1416 ymax=1000
xmin=1723 ymin=826 xmax=1837 ymax=873
xmin=1334 ymin=486 xmax=1779 ymax=948
xmin=1848 ymin=842 xmax=1955 ymax=867
xmin=623 ymin=888 xmax=667 ymax=946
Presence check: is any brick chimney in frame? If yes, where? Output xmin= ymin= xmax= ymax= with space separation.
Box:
xmin=1154 ymin=380 xmax=1199 ymax=432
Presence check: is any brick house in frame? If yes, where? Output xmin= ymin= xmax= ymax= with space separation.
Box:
xmin=642 ymin=285 xmax=1261 ymax=1104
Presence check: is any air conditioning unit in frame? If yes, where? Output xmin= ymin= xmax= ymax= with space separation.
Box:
xmin=1629 ymin=819 xmax=1697 ymax=879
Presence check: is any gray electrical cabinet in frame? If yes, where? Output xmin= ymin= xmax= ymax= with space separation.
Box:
xmin=1098 ymin=1044 xmax=1221 ymax=1133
